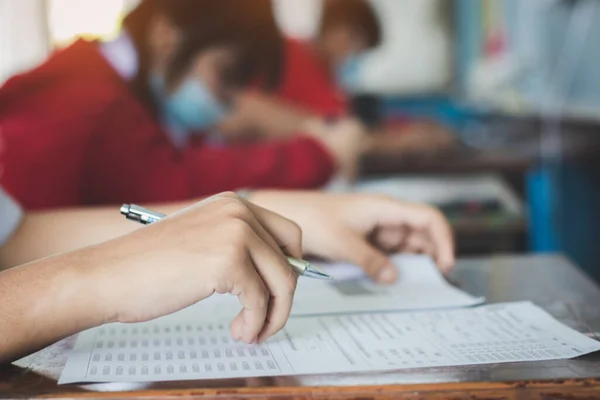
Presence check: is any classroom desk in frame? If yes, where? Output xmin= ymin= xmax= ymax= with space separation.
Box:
xmin=362 ymin=146 xmax=535 ymax=176
xmin=1 ymin=254 xmax=599 ymax=399
xmin=361 ymin=113 xmax=600 ymax=176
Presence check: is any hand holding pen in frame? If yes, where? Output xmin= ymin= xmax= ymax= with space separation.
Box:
xmin=120 ymin=203 xmax=331 ymax=280
xmin=112 ymin=193 xmax=327 ymax=344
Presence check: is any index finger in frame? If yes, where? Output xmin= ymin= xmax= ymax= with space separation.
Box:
xmin=243 ymin=201 xmax=303 ymax=260
xmin=373 ymin=198 xmax=455 ymax=272
xmin=420 ymin=208 xmax=455 ymax=273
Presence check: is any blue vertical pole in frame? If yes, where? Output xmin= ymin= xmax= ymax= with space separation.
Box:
xmin=526 ymin=166 xmax=560 ymax=253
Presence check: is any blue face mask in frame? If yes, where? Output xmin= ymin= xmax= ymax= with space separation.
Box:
xmin=336 ymin=54 xmax=365 ymax=93
xmin=150 ymin=74 xmax=227 ymax=136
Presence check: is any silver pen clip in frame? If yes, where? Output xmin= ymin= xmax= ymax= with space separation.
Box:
xmin=120 ymin=204 xmax=165 ymax=225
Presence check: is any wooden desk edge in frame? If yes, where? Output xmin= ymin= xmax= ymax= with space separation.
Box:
xmin=27 ymin=378 xmax=600 ymax=399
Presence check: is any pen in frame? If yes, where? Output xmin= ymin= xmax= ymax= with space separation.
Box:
xmin=120 ymin=204 xmax=332 ymax=280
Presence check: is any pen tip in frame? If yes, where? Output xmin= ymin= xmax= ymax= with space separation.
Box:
xmin=305 ymin=268 xmax=334 ymax=280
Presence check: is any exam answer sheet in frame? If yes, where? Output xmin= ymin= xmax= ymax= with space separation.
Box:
xmin=59 ymin=302 xmax=600 ymax=384
xmin=15 ymin=255 xmax=480 ymax=382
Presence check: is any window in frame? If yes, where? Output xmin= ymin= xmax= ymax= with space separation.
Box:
xmin=47 ymin=0 xmax=133 ymax=47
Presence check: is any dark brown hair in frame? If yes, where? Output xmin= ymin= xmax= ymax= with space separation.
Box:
xmin=123 ymin=0 xmax=283 ymax=106
xmin=319 ymin=0 xmax=382 ymax=48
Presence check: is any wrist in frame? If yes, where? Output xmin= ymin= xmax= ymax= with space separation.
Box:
xmin=68 ymin=249 xmax=116 ymax=328
xmin=68 ymin=241 xmax=139 ymax=327
xmin=300 ymin=117 xmax=328 ymax=139
xmin=361 ymin=134 xmax=375 ymax=154
xmin=28 ymin=249 xmax=109 ymax=335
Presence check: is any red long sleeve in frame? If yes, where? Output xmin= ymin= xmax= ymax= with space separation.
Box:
xmin=85 ymin=96 xmax=336 ymax=205
xmin=0 ymin=40 xmax=336 ymax=210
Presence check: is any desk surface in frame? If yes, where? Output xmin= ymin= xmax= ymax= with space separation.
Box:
xmin=362 ymin=147 xmax=535 ymax=176
xmin=1 ymin=255 xmax=599 ymax=399
xmin=361 ymin=116 xmax=600 ymax=176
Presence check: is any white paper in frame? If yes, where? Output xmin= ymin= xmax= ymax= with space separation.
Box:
xmin=294 ymin=254 xmax=484 ymax=315
xmin=13 ymin=336 xmax=77 ymax=381
xmin=173 ymin=255 xmax=484 ymax=320
xmin=59 ymin=302 xmax=600 ymax=384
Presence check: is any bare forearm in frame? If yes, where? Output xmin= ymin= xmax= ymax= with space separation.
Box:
xmin=0 ymin=202 xmax=191 ymax=269
xmin=220 ymin=93 xmax=313 ymax=139
xmin=0 ymin=249 xmax=105 ymax=363
xmin=251 ymin=104 xmax=312 ymax=138
xmin=363 ymin=122 xmax=456 ymax=156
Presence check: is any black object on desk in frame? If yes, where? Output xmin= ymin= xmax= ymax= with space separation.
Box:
xmin=350 ymin=94 xmax=383 ymax=128
xmin=437 ymin=198 xmax=503 ymax=217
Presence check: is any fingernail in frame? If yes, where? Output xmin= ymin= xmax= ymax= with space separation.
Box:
xmin=377 ymin=266 xmax=397 ymax=284
xmin=244 ymin=332 xmax=255 ymax=344
xmin=246 ymin=337 xmax=257 ymax=345
xmin=242 ymin=325 xmax=255 ymax=344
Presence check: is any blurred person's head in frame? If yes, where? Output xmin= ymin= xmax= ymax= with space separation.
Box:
xmin=316 ymin=0 xmax=381 ymax=90
xmin=123 ymin=0 xmax=282 ymax=133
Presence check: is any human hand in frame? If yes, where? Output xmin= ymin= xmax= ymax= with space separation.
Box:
xmin=302 ymin=117 xmax=366 ymax=181
xmin=90 ymin=192 xmax=301 ymax=344
xmin=218 ymin=92 xmax=311 ymax=142
xmin=402 ymin=121 xmax=455 ymax=153
xmin=365 ymin=121 xmax=456 ymax=158
xmin=249 ymin=191 xmax=455 ymax=284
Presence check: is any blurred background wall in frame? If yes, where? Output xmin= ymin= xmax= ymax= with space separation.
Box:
xmin=3 ymin=0 xmax=600 ymax=115
xmin=0 ymin=0 xmax=140 ymax=83
xmin=272 ymin=0 xmax=600 ymax=114
xmin=273 ymin=0 xmax=453 ymax=95
xmin=0 ymin=0 xmax=49 ymax=82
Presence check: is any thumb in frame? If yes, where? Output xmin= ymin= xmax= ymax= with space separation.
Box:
xmin=340 ymin=233 xmax=398 ymax=285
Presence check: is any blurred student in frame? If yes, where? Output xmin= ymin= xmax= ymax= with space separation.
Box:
xmin=0 ymin=186 xmax=454 ymax=363
xmin=219 ymin=0 xmax=454 ymax=157
xmin=0 ymin=0 xmax=362 ymax=210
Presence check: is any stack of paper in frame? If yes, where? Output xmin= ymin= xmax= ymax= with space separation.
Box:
xmin=55 ymin=255 xmax=600 ymax=384
xmin=59 ymin=302 xmax=600 ymax=384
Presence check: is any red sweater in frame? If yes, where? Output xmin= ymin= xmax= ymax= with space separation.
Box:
xmin=0 ymin=40 xmax=336 ymax=210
